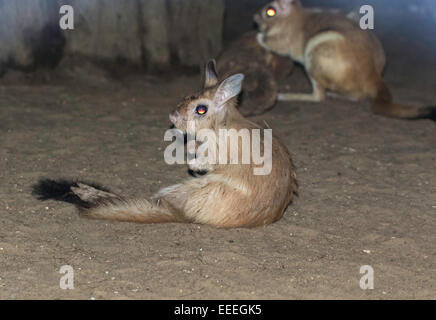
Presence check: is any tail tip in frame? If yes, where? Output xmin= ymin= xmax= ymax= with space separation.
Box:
xmin=32 ymin=178 xmax=77 ymax=202
xmin=32 ymin=178 xmax=110 ymax=205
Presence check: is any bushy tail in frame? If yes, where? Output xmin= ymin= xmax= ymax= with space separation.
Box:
xmin=372 ymin=81 xmax=436 ymax=121
xmin=32 ymin=179 xmax=185 ymax=224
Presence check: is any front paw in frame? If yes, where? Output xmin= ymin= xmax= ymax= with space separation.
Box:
xmin=188 ymin=160 xmax=214 ymax=173
xmin=188 ymin=169 xmax=208 ymax=177
xmin=256 ymin=33 xmax=270 ymax=51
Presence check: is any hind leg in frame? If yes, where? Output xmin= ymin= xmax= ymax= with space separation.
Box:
xmin=277 ymin=77 xmax=326 ymax=102
xmin=282 ymin=31 xmax=372 ymax=104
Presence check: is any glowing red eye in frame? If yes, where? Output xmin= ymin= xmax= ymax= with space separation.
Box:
xmin=266 ymin=7 xmax=276 ymax=17
xmin=195 ymin=105 xmax=208 ymax=115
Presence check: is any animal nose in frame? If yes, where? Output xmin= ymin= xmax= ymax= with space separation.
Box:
xmin=254 ymin=14 xmax=265 ymax=31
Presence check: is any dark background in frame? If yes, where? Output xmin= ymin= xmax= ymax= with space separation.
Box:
xmin=1 ymin=0 xmax=436 ymax=76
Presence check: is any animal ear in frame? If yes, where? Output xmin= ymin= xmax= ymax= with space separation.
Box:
xmin=213 ymin=73 xmax=244 ymax=107
xmin=204 ymin=59 xmax=218 ymax=88
xmin=278 ymin=0 xmax=300 ymax=10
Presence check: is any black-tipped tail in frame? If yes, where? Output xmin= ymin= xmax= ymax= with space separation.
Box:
xmin=32 ymin=178 xmax=110 ymax=207
xmin=32 ymin=179 xmax=183 ymax=224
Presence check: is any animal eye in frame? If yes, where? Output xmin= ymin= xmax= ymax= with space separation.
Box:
xmin=195 ymin=105 xmax=208 ymax=115
xmin=266 ymin=7 xmax=277 ymax=17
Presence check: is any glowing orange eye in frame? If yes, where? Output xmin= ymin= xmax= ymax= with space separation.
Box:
xmin=195 ymin=105 xmax=208 ymax=115
xmin=266 ymin=7 xmax=276 ymax=17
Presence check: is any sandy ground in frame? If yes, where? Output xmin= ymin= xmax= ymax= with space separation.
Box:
xmin=0 ymin=51 xmax=435 ymax=300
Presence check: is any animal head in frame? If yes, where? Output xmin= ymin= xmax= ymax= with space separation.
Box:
xmin=254 ymin=0 xmax=302 ymax=55
xmin=169 ymin=60 xmax=244 ymax=135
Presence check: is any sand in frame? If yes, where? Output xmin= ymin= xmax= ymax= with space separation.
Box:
xmin=0 ymin=52 xmax=435 ymax=299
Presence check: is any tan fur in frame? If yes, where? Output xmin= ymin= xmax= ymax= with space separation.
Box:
xmin=71 ymin=62 xmax=298 ymax=228
xmin=255 ymin=0 xmax=436 ymax=120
